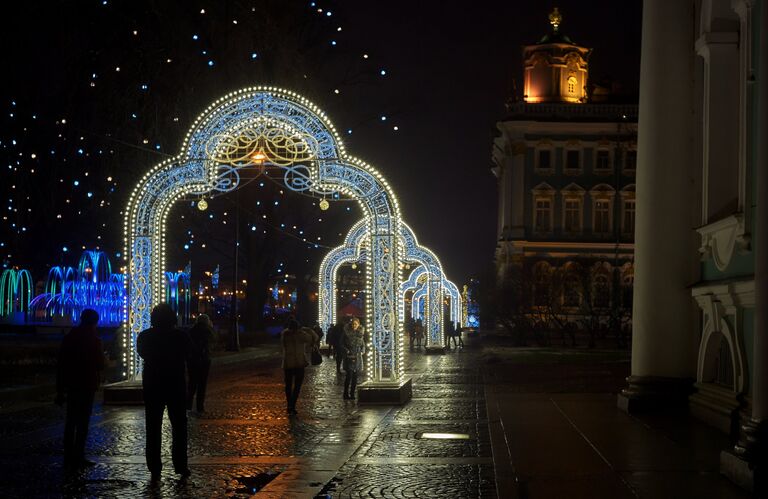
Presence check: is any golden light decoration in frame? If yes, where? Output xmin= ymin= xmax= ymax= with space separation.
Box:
xmin=319 ymin=199 xmax=330 ymax=211
xmin=206 ymin=118 xmax=318 ymax=167
xmin=197 ymin=198 xmax=208 ymax=211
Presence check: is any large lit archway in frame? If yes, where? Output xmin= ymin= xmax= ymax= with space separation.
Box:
xmin=123 ymin=87 xmax=404 ymax=386
xmin=318 ymin=219 xmax=446 ymax=349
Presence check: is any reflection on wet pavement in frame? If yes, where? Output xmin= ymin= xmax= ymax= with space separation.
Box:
xmin=0 ymin=345 xmax=496 ymax=498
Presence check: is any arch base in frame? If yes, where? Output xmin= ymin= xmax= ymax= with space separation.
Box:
xmin=357 ymin=377 xmax=413 ymax=405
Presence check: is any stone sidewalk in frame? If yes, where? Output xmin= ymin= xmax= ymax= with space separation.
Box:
xmin=0 ymin=344 xmax=494 ymax=498
xmin=0 ymin=340 xmax=751 ymax=498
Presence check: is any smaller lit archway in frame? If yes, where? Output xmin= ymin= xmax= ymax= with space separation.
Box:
xmin=319 ymin=219 xmax=447 ymax=348
xmin=400 ymin=265 xmax=462 ymax=327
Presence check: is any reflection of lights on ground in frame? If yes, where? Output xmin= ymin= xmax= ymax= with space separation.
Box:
xmin=420 ymin=433 xmax=470 ymax=440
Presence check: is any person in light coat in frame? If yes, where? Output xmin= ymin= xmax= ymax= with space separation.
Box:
xmin=281 ymin=319 xmax=319 ymax=415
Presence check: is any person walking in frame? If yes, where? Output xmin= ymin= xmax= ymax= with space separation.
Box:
xmin=328 ymin=321 xmax=345 ymax=374
xmin=138 ymin=304 xmax=191 ymax=480
xmin=455 ymin=324 xmax=465 ymax=349
xmin=312 ymin=322 xmax=325 ymax=347
xmin=342 ymin=317 xmax=365 ymax=400
xmin=415 ymin=319 xmax=424 ymax=350
xmin=281 ymin=319 xmax=319 ymax=415
xmin=187 ymin=314 xmax=215 ymax=413
xmin=55 ymin=308 xmax=104 ymax=470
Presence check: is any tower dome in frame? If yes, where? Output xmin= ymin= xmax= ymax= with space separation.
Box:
xmin=522 ymin=8 xmax=591 ymax=104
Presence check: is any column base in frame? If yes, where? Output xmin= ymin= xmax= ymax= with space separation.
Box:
xmin=721 ymin=418 xmax=768 ymax=494
xmin=103 ymin=379 xmax=144 ymax=405
xmin=357 ymin=378 xmax=412 ymax=405
xmin=720 ymin=449 xmax=755 ymax=493
xmin=617 ymin=375 xmax=694 ymax=413
xmin=688 ymin=382 xmax=742 ymax=435
xmin=424 ymin=346 xmax=446 ymax=355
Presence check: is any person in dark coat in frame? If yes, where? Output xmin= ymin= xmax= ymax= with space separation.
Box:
xmin=280 ymin=319 xmax=319 ymax=415
xmin=187 ymin=314 xmax=215 ymax=412
xmin=327 ymin=322 xmax=344 ymax=374
xmin=137 ymin=304 xmax=191 ymax=480
xmin=341 ymin=317 xmax=365 ymax=400
xmin=55 ymin=308 xmax=104 ymax=469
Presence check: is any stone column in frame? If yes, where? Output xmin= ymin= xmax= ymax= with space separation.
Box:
xmin=618 ymin=0 xmax=699 ymax=412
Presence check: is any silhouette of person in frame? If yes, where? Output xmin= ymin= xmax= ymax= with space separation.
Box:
xmin=56 ymin=308 xmax=104 ymax=470
xmin=138 ymin=304 xmax=191 ymax=480
xmin=281 ymin=319 xmax=318 ymax=415
xmin=187 ymin=314 xmax=215 ymax=412
xmin=328 ymin=320 xmax=345 ymax=374
xmin=342 ymin=317 xmax=365 ymax=400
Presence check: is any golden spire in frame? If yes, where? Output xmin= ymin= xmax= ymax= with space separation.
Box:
xmin=549 ymin=7 xmax=562 ymax=32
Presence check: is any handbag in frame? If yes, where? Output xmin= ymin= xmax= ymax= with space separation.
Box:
xmin=310 ymin=346 xmax=323 ymax=366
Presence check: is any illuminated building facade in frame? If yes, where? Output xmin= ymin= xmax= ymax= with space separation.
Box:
xmin=493 ymin=9 xmax=638 ymax=331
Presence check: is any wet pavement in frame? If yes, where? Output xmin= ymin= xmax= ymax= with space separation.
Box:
xmin=0 ymin=340 xmax=751 ymax=498
xmin=0 ymin=344 xmax=495 ymax=498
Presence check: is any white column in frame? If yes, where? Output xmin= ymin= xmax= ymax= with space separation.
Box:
xmin=620 ymin=0 xmax=699 ymax=409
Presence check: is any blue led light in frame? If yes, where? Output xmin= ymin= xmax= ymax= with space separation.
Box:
xmin=192 ymin=34 xmax=199 ymax=40
xmin=207 ymin=60 xmax=214 ymax=66
xmin=251 ymin=53 xmax=258 ymax=59
xmin=73 ymin=180 xmax=80 ymax=186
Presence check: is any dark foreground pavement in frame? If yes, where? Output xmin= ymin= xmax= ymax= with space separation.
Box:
xmin=0 ymin=338 xmax=750 ymax=498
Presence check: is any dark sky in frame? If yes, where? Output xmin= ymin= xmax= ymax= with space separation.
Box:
xmin=2 ymin=0 xmax=642 ymax=285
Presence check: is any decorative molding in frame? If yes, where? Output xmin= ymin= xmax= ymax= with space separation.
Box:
xmin=697 ymin=213 xmax=751 ymax=271
xmin=691 ymin=279 xmax=754 ymax=395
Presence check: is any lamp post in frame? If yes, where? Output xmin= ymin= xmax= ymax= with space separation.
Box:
xmin=228 ymin=187 xmax=241 ymax=351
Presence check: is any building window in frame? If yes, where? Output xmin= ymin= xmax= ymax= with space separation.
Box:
xmin=565 ymin=149 xmax=581 ymax=172
xmin=622 ymin=199 xmax=636 ymax=235
xmin=533 ymin=263 xmax=551 ymax=307
xmin=534 ymin=198 xmax=552 ymax=233
xmin=624 ymin=149 xmax=637 ymax=173
xmin=595 ymin=149 xmax=611 ymax=172
xmin=563 ymin=199 xmax=581 ymax=233
xmin=592 ymin=273 xmax=610 ymax=309
xmin=563 ymin=273 xmax=581 ymax=308
xmin=536 ymin=149 xmax=552 ymax=171
xmin=567 ymin=76 xmax=577 ymax=94
xmin=593 ymin=199 xmax=611 ymax=234
xmin=621 ymin=266 xmax=633 ymax=309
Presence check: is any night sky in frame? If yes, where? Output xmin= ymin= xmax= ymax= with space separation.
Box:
xmin=3 ymin=0 xmax=642 ymax=286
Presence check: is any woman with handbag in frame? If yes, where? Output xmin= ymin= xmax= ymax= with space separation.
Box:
xmin=341 ymin=317 xmax=365 ymax=400
xmin=280 ymin=319 xmax=319 ymax=415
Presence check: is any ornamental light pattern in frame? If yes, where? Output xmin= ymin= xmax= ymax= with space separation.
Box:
xmin=123 ymin=87 xmax=405 ymax=384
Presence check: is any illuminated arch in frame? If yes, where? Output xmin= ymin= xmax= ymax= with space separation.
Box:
xmin=400 ymin=266 xmax=462 ymax=327
xmin=125 ymin=87 xmax=403 ymax=384
xmin=318 ymin=220 xmax=445 ymax=348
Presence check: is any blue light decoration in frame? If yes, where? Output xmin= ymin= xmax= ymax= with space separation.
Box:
xmin=318 ymin=220 xmax=458 ymax=349
xmin=123 ymin=87 xmax=404 ymax=384
xmin=164 ymin=269 xmax=191 ymax=325
xmin=462 ymin=280 xmax=480 ymax=329
xmin=0 ymin=268 xmax=33 ymax=323
xmin=27 ymin=250 xmax=126 ymax=325
xmin=212 ymin=264 xmax=220 ymax=289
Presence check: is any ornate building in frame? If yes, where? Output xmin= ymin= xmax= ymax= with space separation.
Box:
xmin=616 ymin=0 xmax=765 ymax=492
xmin=492 ymin=10 xmax=638 ymax=334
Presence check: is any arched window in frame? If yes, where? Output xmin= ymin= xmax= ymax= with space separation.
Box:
xmin=563 ymin=272 xmax=581 ymax=308
xmin=567 ymin=76 xmax=577 ymax=94
xmin=621 ymin=265 xmax=634 ymax=309
xmin=533 ymin=262 xmax=551 ymax=307
xmin=592 ymin=273 xmax=610 ymax=309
